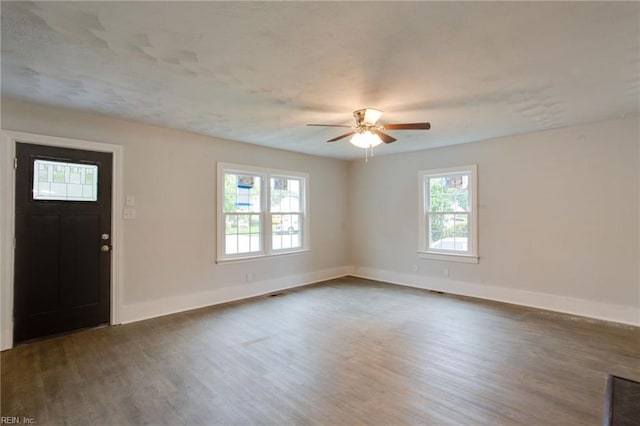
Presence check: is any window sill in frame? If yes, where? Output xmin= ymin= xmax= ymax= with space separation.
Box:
xmin=418 ymin=251 xmax=479 ymax=264
xmin=216 ymin=249 xmax=311 ymax=264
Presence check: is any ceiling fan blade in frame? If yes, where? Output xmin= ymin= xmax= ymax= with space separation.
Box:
xmin=327 ymin=131 xmax=355 ymax=143
xmin=373 ymin=130 xmax=397 ymax=144
xmin=307 ymin=124 xmax=353 ymax=128
xmin=383 ymin=122 xmax=431 ymax=130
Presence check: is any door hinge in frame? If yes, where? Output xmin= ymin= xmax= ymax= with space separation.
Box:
xmin=14 ymin=158 xmax=17 ymax=169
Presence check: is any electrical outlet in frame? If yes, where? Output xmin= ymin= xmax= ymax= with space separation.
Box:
xmin=443 ymin=268 xmax=449 ymax=277
xmin=246 ymin=273 xmax=253 ymax=282
xmin=412 ymin=264 xmax=418 ymax=273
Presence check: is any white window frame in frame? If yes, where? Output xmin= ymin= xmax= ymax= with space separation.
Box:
xmin=418 ymin=164 xmax=478 ymax=263
xmin=217 ymin=162 xmax=309 ymax=262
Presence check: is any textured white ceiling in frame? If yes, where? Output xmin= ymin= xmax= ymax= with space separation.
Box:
xmin=2 ymin=1 xmax=638 ymax=159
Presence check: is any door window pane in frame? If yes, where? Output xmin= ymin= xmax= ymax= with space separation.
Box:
xmin=33 ymin=159 xmax=98 ymax=201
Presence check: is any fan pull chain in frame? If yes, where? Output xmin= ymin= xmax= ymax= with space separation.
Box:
xmin=363 ymin=145 xmax=377 ymax=163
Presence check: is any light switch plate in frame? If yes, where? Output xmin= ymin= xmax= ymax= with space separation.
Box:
xmin=123 ymin=208 xmax=136 ymax=220
xmin=126 ymin=195 xmax=135 ymax=206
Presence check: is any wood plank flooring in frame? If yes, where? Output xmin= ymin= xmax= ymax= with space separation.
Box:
xmin=2 ymin=277 xmax=639 ymax=425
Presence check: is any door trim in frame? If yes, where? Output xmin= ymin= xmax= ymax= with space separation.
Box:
xmin=1 ymin=130 xmax=124 ymax=350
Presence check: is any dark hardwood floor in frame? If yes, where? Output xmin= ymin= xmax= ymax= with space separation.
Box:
xmin=2 ymin=277 xmax=639 ymax=425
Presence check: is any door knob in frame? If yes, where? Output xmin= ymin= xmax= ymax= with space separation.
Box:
xmin=101 ymin=245 xmax=110 ymax=252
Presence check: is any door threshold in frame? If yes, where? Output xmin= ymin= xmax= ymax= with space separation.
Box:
xmin=13 ymin=323 xmax=110 ymax=347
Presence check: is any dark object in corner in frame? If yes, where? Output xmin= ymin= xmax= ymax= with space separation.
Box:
xmin=604 ymin=375 xmax=640 ymax=426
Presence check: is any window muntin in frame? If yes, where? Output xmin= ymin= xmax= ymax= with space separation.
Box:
xmin=419 ymin=165 xmax=478 ymax=262
xmin=217 ymin=163 xmax=308 ymax=262
xmin=33 ymin=159 xmax=98 ymax=202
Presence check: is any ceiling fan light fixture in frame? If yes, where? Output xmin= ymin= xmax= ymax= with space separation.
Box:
xmin=364 ymin=108 xmax=383 ymax=125
xmin=350 ymin=130 xmax=382 ymax=149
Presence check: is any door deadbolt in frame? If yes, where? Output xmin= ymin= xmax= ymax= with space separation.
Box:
xmin=101 ymin=245 xmax=110 ymax=252
xmin=101 ymin=233 xmax=110 ymax=240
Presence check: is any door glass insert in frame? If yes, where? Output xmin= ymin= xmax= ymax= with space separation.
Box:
xmin=33 ymin=159 xmax=98 ymax=201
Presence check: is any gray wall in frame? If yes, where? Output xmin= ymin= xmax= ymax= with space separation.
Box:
xmin=2 ymin=97 xmax=638 ymax=332
xmin=1 ymin=97 xmax=351 ymax=326
xmin=349 ymin=116 xmax=639 ymax=323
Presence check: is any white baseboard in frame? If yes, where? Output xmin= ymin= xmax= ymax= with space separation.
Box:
xmin=1 ymin=327 xmax=11 ymax=351
xmin=351 ymin=266 xmax=640 ymax=327
xmin=119 ymin=266 xmax=352 ymax=324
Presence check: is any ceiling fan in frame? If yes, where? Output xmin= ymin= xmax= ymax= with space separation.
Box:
xmin=306 ymin=108 xmax=431 ymax=149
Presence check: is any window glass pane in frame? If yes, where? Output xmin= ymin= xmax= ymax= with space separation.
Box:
xmin=224 ymin=173 xmax=261 ymax=213
xmin=272 ymin=213 xmax=301 ymax=250
xmin=273 ymin=213 xmax=291 ymax=236
xmin=225 ymin=215 xmax=238 ymax=255
xmin=429 ymin=214 xmax=445 ymax=249
xmin=33 ymin=159 xmax=98 ymax=201
xmin=225 ymin=213 xmax=261 ymax=255
xmin=429 ymin=174 xmax=469 ymax=212
xmin=452 ymin=214 xmax=469 ymax=251
xmin=271 ymin=177 xmax=301 ymax=213
xmin=428 ymin=177 xmax=445 ymax=212
xmin=429 ymin=213 xmax=469 ymax=252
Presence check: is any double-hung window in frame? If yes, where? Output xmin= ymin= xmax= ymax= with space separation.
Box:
xmin=217 ymin=163 xmax=309 ymax=261
xmin=418 ymin=165 xmax=478 ymax=263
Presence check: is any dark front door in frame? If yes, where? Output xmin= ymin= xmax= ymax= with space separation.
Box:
xmin=14 ymin=143 xmax=112 ymax=343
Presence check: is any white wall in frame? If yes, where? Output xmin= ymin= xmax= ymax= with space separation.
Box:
xmin=349 ymin=117 xmax=640 ymax=325
xmin=1 ymin=97 xmax=351 ymax=333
